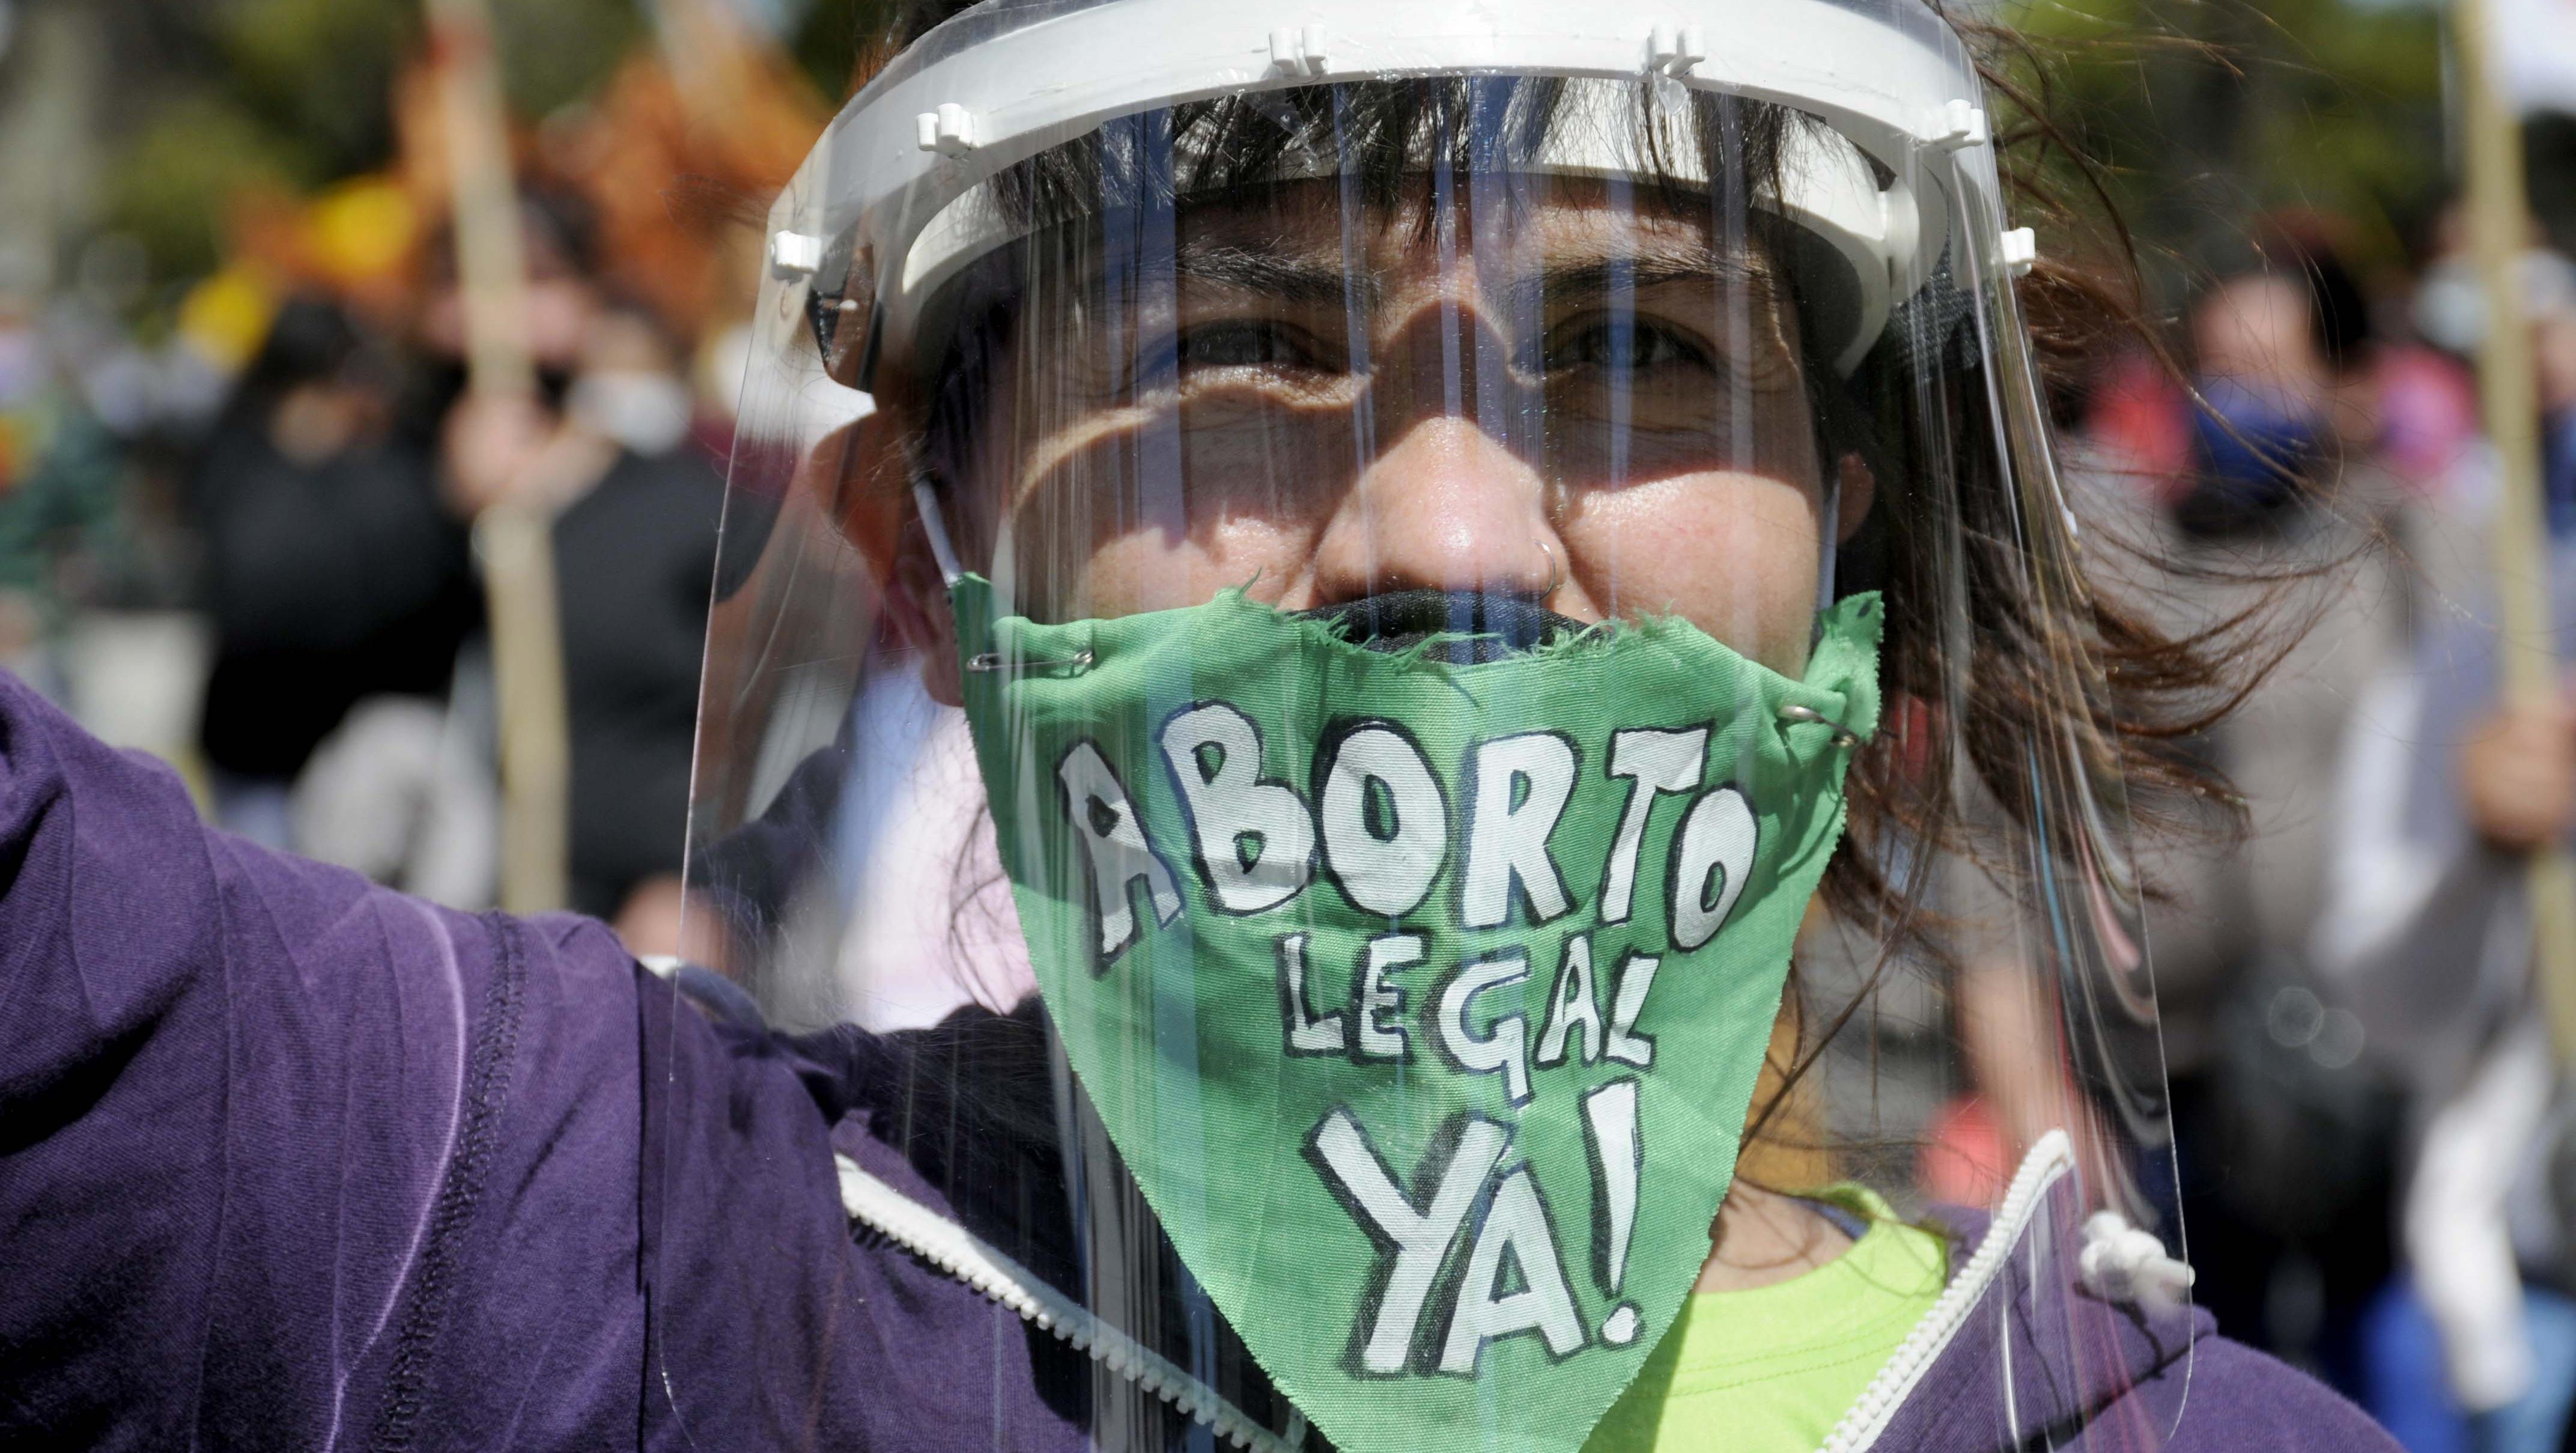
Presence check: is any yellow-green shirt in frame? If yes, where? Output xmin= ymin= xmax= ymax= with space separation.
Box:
xmin=1582 ymin=1193 xmax=1948 ymax=1452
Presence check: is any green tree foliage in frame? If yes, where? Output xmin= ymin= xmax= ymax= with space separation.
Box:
xmin=2002 ymin=0 xmax=2446 ymax=296
xmin=490 ymin=0 xmax=649 ymax=121
xmin=102 ymin=94 xmax=300 ymax=288
xmin=216 ymin=0 xmax=416 ymax=181
xmin=788 ymin=0 xmax=907 ymax=103
xmin=102 ymin=0 xmax=645 ymax=284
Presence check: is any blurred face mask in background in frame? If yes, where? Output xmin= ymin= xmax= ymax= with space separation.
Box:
xmin=568 ymin=370 xmax=694 ymax=457
xmin=2180 ymin=376 xmax=2328 ymax=537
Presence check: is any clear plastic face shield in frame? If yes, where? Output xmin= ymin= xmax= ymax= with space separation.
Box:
xmin=669 ymin=2 xmax=2187 ymax=1448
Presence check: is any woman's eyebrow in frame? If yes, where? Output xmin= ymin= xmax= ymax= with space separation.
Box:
xmin=1081 ymin=237 xmax=1761 ymax=315
xmin=1167 ymin=240 xmax=1364 ymax=307
xmin=1505 ymin=245 xmax=1768 ymax=315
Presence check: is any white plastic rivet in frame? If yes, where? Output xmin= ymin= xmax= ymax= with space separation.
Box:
xmin=1648 ymin=24 xmax=1705 ymax=75
xmin=2000 ymin=226 xmax=2038 ymax=278
xmin=1270 ymin=26 xmax=1326 ymax=76
xmin=768 ymin=231 xmax=824 ymax=279
xmin=1934 ymin=99 xmax=1989 ymax=151
xmin=916 ymin=102 xmax=976 ymax=157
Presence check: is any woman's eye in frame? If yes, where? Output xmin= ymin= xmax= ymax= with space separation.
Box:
xmin=1176 ymin=321 xmax=1309 ymax=371
xmin=1549 ymin=319 xmax=1714 ymax=374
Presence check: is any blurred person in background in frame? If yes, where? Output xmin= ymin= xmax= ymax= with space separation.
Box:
xmin=187 ymin=293 xmax=479 ymax=848
xmin=2315 ymin=247 xmax=2576 ymax=1453
xmin=273 ymin=191 xmax=604 ymax=909
xmin=2544 ymin=304 xmax=2576 ymax=537
xmin=2017 ymin=222 xmax=2414 ymax=1395
xmin=2393 ymin=202 xmax=2576 ymax=618
xmin=439 ymin=211 xmax=723 ymax=957
xmin=548 ymin=298 xmax=724 ymax=955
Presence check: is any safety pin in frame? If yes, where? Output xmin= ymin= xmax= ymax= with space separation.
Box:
xmin=967 ymin=649 xmax=1096 ymax=674
xmin=1775 ymin=702 xmax=1862 ymax=751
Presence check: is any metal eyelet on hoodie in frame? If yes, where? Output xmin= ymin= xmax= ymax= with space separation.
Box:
xmin=1776 ymin=701 xmax=1862 ymax=751
xmin=968 ymin=648 xmax=1095 ymax=675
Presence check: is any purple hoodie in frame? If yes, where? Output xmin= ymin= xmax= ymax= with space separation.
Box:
xmin=0 ymin=672 xmax=2396 ymax=1451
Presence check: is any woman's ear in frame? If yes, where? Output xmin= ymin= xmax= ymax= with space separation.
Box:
xmin=1835 ymin=451 xmax=1876 ymax=544
xmin=813 ymin=406 xmax=967 ymax=707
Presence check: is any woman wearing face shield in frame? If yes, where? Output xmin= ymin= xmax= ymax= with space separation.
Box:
xmin=0 ymin=4 xmax=2398 ymax=1451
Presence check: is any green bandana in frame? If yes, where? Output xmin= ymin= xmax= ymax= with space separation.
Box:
xmin=954 ymin=578 xmax=1881 ymax=1453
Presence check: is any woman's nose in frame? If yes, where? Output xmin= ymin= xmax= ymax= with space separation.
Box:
xmin=1307 ymin=413 xmax=1567 ymax=606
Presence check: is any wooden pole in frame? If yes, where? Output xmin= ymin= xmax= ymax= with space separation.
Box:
xmin=425 ymin=0 xmax=571 ymax=915
xmin=2456 ymin=0 xmax=2576 ymax=1058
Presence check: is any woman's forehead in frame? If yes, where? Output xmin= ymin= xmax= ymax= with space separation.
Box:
xmin=1044 ymin=174 xmax=1783 ymax=304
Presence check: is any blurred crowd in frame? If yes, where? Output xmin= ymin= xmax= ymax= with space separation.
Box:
xmin=1771 ymin=180 xmax=2576 ymax=1453
xmin=0 ymin=3 xmax=821 ymax=957
xmin=198 ymin=191 xmax=732 ymax=945
xmin=1988 ymin=201 xmax=2576 ymax=1452
xmin=5 ymin=187 xmax=734 ymax=950
xmin=8 ymin=4 xmax=2576 ymax=1448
